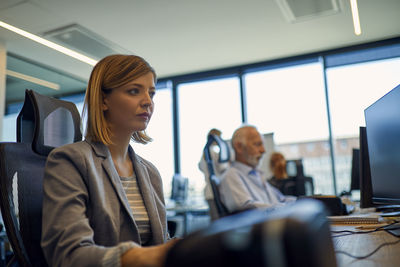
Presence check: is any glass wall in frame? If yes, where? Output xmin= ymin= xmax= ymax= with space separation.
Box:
xmin=2 ymin=54 xmax=86 ymax=141
xmin=178 ymin=77 xmax=242 ymax=201
xmin=245 ymin=62 xmax=334 ymax=194
xmin=327 ymin=57 xmax=400 ymax=195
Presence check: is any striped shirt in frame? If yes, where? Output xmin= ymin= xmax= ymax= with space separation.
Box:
xmin=120 ymin=174 xmax=152 ymax=245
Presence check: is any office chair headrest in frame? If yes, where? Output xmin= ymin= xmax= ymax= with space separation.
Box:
xmin=204 ymin=134 xmax=231 ymax=163
xmin=16 ymin=90 xmax=82 ymax=156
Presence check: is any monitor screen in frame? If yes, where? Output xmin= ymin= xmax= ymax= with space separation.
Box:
xmin=170 ymin=174 xmax=188 ymax=204
xmin=286 ymin=159 xmax=304 ymax=177
xmin=350 ymin=148 xmax=360 ymax=191
xmin=364 ymin=83 xmax=400 ymax=204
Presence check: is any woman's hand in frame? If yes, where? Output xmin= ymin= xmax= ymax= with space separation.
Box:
xmin=121 ymin=239 xmax=180 ymax=267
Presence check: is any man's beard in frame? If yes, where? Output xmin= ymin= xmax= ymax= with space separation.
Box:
xmin=247 ymin=155 xmax=261 ymax=168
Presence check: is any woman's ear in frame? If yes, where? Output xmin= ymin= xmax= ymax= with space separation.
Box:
xmin=102 ymin=93 xmax=109 ymax=111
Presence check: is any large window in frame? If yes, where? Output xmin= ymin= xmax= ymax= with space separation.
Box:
xmin=131 ymin=86 xmax=175 ymax=198
xmin=3 ymin=40 xmax=400 ymax=199
xmin=327 ymin=57 xmax=400 ymax=194
xmin=178 ymin=77 xmax=242 ymax=201
xmin=245 ymin=62 xmax=333 ymax=194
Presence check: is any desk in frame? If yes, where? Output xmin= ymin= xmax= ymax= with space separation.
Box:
xmin=167 ymin=203 xmax=209 ymax=237
xmin=332 ymin=224 xmax=400 ymax=267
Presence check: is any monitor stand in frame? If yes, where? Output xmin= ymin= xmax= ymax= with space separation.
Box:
xmin=376 ymin=204 xmax=400 ymax=212
xmin=384 ymin=223 xmax=400 ymax=237
xmin=380 ymin=211 xmax=400 ymax=217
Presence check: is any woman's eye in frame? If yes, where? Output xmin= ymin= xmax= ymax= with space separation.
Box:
xmin=149 ymin=91 xmax=156 ymax=99
xmin=128 ymin=89 xmax=140 ymax=95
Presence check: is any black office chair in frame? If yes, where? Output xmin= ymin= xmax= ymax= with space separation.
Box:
xmin=0 ymin=89 xmax=82 ymax=267
xmin=203 ymin=134 xmax=231 ymax=220
xmin=281 ymin=159 xmax=314 ymax=197
xmin=165 ymin=199 xmax=337 ymax=267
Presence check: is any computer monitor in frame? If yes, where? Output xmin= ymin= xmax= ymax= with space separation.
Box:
xmin=286 ymin=159 xmax=304 ymax=177
xmin=284 ymin=159 xmax=314 ymax=196
xmin=350 ymin=148 xmax=360 ymax=191
xmin=359 ymin=126 xmax=374 ymax=208
xmin=364 ymin=83 xmax=400 ymax=205
xmin=165 ymin=199 xmax=337 ymax=267
xmin=170 ymin=174 xmax=188 ymax=204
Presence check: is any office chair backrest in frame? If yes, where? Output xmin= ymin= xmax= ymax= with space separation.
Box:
xmin=203 ymin=134 xmax=230 ymax=219
xmin=0 ymin=90 xmax=82 ymax=267
xmin=16 ymin=89 xmax=82 ymax=154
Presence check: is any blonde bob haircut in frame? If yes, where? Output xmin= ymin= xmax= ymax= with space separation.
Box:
xmin=83 ymin=54 xmax=156 ymax=145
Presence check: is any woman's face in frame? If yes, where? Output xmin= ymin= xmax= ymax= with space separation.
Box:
xmin=103 ymin=72 xmax=156 ymax=135
xmin=274 ymin=156 xmax=286 ymax=171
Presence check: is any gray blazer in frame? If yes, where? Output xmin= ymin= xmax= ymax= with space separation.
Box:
xmin=41 ymin=139 xmax=167 ymax=267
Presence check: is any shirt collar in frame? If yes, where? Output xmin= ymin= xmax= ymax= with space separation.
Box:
xmin=233 ymin=161 xmax=264 ymax=177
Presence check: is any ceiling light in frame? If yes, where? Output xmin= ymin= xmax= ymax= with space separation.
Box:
xmin=350 ymin=0 xmax=361 ymax=35
xmin=0 ymin=20 xmax=98 ymax=66
xmin=6 ymin=69 xmax=60 ymax=90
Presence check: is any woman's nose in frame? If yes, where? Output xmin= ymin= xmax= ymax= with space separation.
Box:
xmin=141 ymin=92 xmax=152 ymax=107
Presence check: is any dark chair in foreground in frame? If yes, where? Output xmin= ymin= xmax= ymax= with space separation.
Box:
xmin=203 ymin=134 xmax=231 ymax=220
xmin=165 ymin=199 xmax=337 ymax=267
xmin=281 ymin=159 xmax=314 ymax=197
xmin=0 ymin=90 xmax=82 ymax=266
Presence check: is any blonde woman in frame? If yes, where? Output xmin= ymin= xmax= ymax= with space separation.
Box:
xmin=41 ymin=55 xmax=177 ymax=267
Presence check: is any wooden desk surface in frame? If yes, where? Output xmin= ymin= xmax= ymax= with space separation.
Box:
xmin=332 ymin=225 xmax=400 ymax=267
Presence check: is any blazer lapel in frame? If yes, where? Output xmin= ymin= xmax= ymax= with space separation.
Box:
xmin=87 ymin=140 xmax=164 ymax=244
xmin=88 ymin=140 xmax=136 ymax=224
xmin=130 ymin=148 xmax=164 ymax=244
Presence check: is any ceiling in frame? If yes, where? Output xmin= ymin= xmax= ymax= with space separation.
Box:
xmin=1 ymin=0 xmax=400 ymax=105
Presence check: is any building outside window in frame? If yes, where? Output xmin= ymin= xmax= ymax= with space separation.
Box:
xmin=245 ymin=62 xmax=334 ymax=194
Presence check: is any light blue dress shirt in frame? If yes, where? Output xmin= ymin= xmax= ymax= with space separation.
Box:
xmin=219 ymin=161 xmax=296 ymax=213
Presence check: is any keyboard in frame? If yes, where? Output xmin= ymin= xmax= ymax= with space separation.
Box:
xmin=328 ymin=214 xmax=383 ymax=225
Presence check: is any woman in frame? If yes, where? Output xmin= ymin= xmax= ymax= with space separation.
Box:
xmin=41 ymin=55 xmax=177 ymax=267
xmin=268 ymin=151 xmax=289 ymax=193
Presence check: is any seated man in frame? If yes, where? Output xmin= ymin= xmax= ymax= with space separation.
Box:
xmin=219 ymin=125 xmax=296 ymax=213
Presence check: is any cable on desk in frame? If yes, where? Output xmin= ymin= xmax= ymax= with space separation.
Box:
xmin=331 ymin=221 xmax=400 ymax=237
xmin=331 ymin=232 xmax=364 ymax=238
xmin=335 ymin=239 xmax=400 ymax=260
